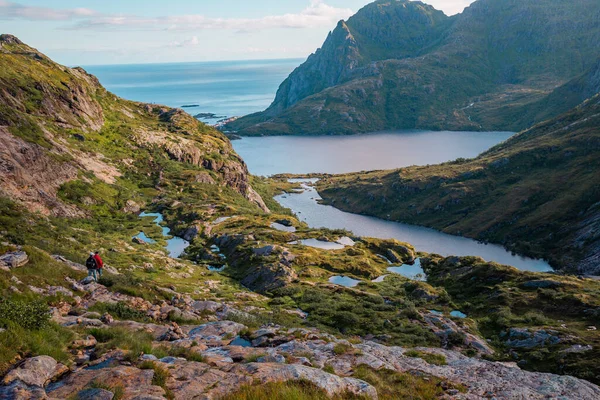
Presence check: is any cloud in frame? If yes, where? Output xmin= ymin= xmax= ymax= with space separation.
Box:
xmin=169 ymin=36 xmax=200 ymax=48
xmin=66 ymin=0 xmax=353 ymax=31
xmin=0 ymin=0 xmax=97 ymax=20
xmin=425 ymin=0 xmax=474 ymax=16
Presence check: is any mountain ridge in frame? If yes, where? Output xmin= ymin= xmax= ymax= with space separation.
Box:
xmin=228 ymin=0 xmax=600 ymax=135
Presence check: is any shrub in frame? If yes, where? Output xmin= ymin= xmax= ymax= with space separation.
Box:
xmin=0 ymin=297 xmax=50 ymax=330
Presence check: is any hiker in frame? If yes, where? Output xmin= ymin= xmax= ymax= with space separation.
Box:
xmin=85 ymin=252 xmax=98 ymax=281
xmin=94 ymin=251 xmax=104 ymax=278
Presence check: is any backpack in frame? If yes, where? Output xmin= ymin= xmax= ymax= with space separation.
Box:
xmin=86 ymin=256 xmax=97 ymax=270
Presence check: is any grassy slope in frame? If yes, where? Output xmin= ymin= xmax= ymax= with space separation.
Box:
xmin=319 ymin=96 xmax=600 ymax=272
xmin=229 ymin=0 xmax=600 ymax=136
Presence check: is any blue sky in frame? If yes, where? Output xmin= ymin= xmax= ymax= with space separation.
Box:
xmin=0 ymin=0 xmax=475 ymax=65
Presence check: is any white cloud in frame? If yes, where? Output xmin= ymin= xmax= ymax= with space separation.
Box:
xmin=66 ymin=0 xmax=353 ymax=31
xmin=0 ymin=0 xmax=97 ymax=20
xmin=169 ymin=36 xmax=200 ymax=48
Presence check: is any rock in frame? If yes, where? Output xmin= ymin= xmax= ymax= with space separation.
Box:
xmin=189 ymin=321 xmax=247 ymax=340
xmin=182 ymin=224 xmax=202 ymax=241
xmin=44 ymin=365 xmax=165 ymax=399
xmin=252 ymin=245 xmax=277 ymax=257
xmin=76 ymin=388 xmax=115 ymax=400
xmin=0 ymin=251 xmax=28 ymax=269
xmin=2 ymin=356 xmax=68 ymax=387
xmin=123 ymin=200 xmax=141 ymax=214
xmin=252 ymin=328 xmax=278 ymax=339
xmin=275 ymin=219 xmax=294 ymax=227
xmin=159 ymin=322 xmax=187 ymax=342
xmin=503 ymin=328 xmax=561 ymax=348
xmin=80 ymin=276 xmax=96 ymax=285
xmin=257 ymin=354 xmax=286 ymax=363
xmin=72 ymin=335 xmax=97 ymax=348
xmin=191 ymin=300 xmax=223 ymax=314
xmin=132 ymin=237 xmax=146 ymax=245
xmin=241 ymin=262 xmax=298 ymax=293
xmin=239 ymin=363 xmax=377 ymax=399
xmin=561 ymin=344 xmax=593 ymax=354
xmin=101 ymin=313 xmax=114 ymax=325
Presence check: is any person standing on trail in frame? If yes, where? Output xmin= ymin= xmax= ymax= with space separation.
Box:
xmin=85 ymin=252 xmax=98 ymax=281
xmin=94 ymin=251 xmax=104 ymax=278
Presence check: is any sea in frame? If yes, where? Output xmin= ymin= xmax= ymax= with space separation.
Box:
xmin=84 ymin=58 xmax=302 ymax=124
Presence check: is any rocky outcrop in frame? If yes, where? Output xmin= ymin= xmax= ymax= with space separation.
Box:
xmin=0 ymin=250 xmax=28 ymax=270
xmin=241 ymin=262 xmax=298 ymax=293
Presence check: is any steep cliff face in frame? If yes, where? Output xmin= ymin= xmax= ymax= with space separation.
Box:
xmin=319 ymin=96 xmax=600 ymax=273
xmin=0 ymin=34 xmax=269 ymax=216
xmin=229 ymin=0 xmax=600 ymax=135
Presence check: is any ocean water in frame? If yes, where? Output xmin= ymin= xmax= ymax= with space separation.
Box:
xmin=84 ymin=59 xmax=301 ymax=123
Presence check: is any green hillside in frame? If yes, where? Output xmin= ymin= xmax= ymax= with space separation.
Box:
xmin=319 ymin=95 xmax=600 ymax=273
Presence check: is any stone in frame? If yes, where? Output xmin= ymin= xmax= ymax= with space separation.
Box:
xmin=0 ymin=251 xmax=28 ymax=269
xmin=504 ymin=328 xmax=561 ymax=348
xmin=188 ymin=321 xmax=247 ymax=340
xmin=257 ymin=354 xmax=286 ymax=363
xmin=123 ymin=200 xmax=141 ymax=214
xmin=76 ymin=388 xmax=115 ymax=400
xmin=132 ymin=237 xmax=146 ymax=245
xmin=252 ymin=245 xmax=277 ymax=257
xmin=2 ymin=356 xmax=68 ymax=388
xmin=72 ymin=335 xmax=98 ymax=348
xmin=276 ymin=219 xmax=294 ymax=227
xmin=241 ymin=262 xmax=298 ymax=293
xmin=191 ymin=300 xmax=223 ymax=313
xmin=101 ymin=313 xmax=114 ymax=325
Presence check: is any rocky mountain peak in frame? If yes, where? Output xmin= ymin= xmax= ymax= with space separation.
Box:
xmin=0 ymin=34 xmax=22 ymax=44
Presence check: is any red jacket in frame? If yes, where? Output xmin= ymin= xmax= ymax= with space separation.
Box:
xmin=93 ymin=254 xmax=104 ymax=269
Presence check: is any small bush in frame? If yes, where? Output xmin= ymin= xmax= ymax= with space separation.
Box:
xmin=0 ymin=297 xmax=50 ymax=330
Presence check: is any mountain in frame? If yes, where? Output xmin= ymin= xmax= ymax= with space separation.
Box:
xmin=0 ymin=34 xmax=268 ymax=217
xmin=228 ymin=0 xmax=600 ymax=135
xmin=319 ymin=95 xmax=600 ymax=273
xmin=2 ymin=35 xmax=600 ymax=398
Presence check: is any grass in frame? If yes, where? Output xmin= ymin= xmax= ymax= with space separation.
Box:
xmin=218 ymin=379 xmax=366 ymax=400
xmin=88 ymin=327 xmax=154 ymax=362
xmin=352 ymin=364 xmax=465 ymax=399
xmin=404 ymin=350 xmax=447 ymax=366
xmin=138 ymin=361 xmax=174 ymax=399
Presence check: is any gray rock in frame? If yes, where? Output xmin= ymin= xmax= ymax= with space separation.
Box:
xmin=241 ymin=262 xmax=298 ymax=293
xmin=252 ymin=245 xmax=277 ymax=257
xmin=191 ymin=301 xmax=223 ymax=313
xmin=257 ymin=354 xmax=286 ymax=364
xmin=504 ymin=328 xmax=561 ymax=348
xmin=189 ymin=321 xmax=247 ymax=340
xmin=76 ymin=388 xmax=115 ymax=400
xmin=0 ymin=251 xmax=28 ymax=269
xmin=2 ymin=356 xmax=68 ymax=387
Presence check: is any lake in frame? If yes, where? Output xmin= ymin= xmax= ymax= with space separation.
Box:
xmin=275 ymin=182 xmax=552 ymax=273
xmin=84 ymin=59 xmax=301 ymax=124
xmin=232 ymin=131 xmax=514 ymax=176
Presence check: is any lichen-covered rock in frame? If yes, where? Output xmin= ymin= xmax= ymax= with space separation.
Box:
xmin=0 ymin=250 xmax=28 ymax=269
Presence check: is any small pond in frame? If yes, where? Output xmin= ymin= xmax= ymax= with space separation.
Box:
xmin=329 ymin=276 xmax=361 ymax=288
xmin=387 ymin=259 xmax=427 ymax=281
xmin=136 ymin=212 xmax=190 ymax=258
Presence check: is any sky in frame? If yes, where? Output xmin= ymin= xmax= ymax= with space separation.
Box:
xmin=0 ymin=0 xmax=476 ymax=66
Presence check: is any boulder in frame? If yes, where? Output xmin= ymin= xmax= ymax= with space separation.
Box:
xmin=2 ymin=356 xmax=68 ymax=388
xmin=503 ymin=328 xmax=561 ymax=348
xmin=252 ymin=245 xmax=278 ymax=257
xmin=0 ymin=251 xmax=28 ymax=269
xmin=123 ymin=200 xmax=141 ymax=214
xmin=241 ymin=262 xmax=298 ymax=293
xmin=275 ymin=219 xmax=294 ymax=227
xmin=132 ymin=237 xmax=146 ymax=245
xmin=189 ymin=321 xmax=247 ymax=340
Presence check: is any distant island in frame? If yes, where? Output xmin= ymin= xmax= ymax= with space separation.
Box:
xmin=194 ymin=112 xmax=226 ymax=119
xmin=181 ymin=104 xmax=200 ymax=108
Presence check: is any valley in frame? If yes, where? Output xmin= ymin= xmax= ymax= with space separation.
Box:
xmin=1 ymin=0 xmax=600 ymax=397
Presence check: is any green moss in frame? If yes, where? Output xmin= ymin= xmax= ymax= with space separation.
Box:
xmin=404 ymin=350 xmax=447 ymax=366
